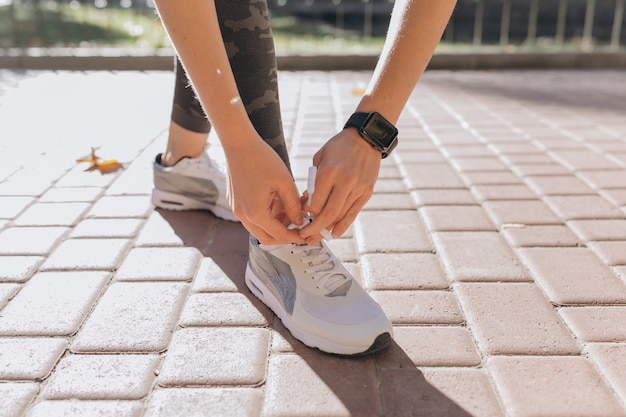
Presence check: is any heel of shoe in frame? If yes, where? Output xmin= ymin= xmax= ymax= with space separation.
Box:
xmin=152 ymin=188 xmax=239 ymax=222
xmin=151 ymin=188 xmax=195 ymax=211
xmin=245 ymin=264 xmax=265 ymax=300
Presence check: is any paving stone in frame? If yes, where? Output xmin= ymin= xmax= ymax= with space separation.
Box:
xmin=432 ymin=232 xmax=529 ymax=282
xmin=87 ymin=195 xmax=153 ymax=218
xmin=549 ymin=150 xmax=618 ymax=171
xmin=43 ymin=354 xmax=160 ymax=400
xmin=543 ymin=195 xmax=624 ymax=220
xmin=616 ymin=266 xmax=626 ymax=283
xmin=567 ymin=219 xmax=626 ymax=241
xmin=114 ymin=247 xmax=202 ymax=281
xmin=0 ymin=196 xmax=34 ymax=218
xmin=376 ymin=326 xmax=481 ymax=367
xmin=71 ymin=218 xmax=144 ymax=238
xmin=600 ymin=189 xmax=626 ymax=206
xmin=27 ymin=400 xmax=143 ymax=417
xmin=355 ymin=211 xmax=432 ymax=253
xmin=325 ymin=237 xmax=357 ymax=262
xmin=13 ymin=202 xmax=90 ymax=226
xmin=471 ymin=184 xmax=537 ymax=202
xmin=518 ymin=247 xmax=626 ymax=305
xmin=0 ymin=271 xmax=110 ymax=336
xmin=501 ymin=153 xmax=556 ymax=165
xmin=575 ymin=170 xmax=626 ymax=190
xmin=450 ymin=156 xmax=509 ymax=172
xmin=38 ymin=186 xmax=103 ymax=203
xmin=587 ymin=241 xmax=626 ymax=266
xmin=610 ymin=153 xmax=626 ymax=167
xmin=269 ymin=316 xmax=323 ymax=355
xmin=532 ymin=137 xmax=583 ymax=151
xmin=456 ymin=283 xmax=579 ymax=355
xmin=0 ymin=283 xmax=20 ymax=309
xmin=487 ymin=356 xmax=626 ymax=417
xmin=420 ymin=205 xmax=497 ymax=232
xmin=178 ymin=292 xmax=271 ymax=327
xmin=588 ymin=140 xmax=626 ymax=153
xmin=559 ymin=306 xmax=626 ymax=342
xmin=420 ymin=368 xmax=505 ymax=417
xmin=0 ymin=383 xmax=39 ymax=417
xmin=402 ymin=164 xmax=466 ymax=189
xmin=378 ymin=367 xmax=499 ymax=417
xmin=395 ymin=150 xmax=446 ymax=164
xmin=410 ymin=189 xmax=476 ymax=206
xmin=193 ymin=218 xmax=250 ymax=257
xmin=510 ymin=163 xmax=571 ymax=177
xmin=360 ymin=253 xmax=449 ymax=290
xmin=106 ymin=165 xmax=154 ymax=196
xmin=144 ymin=388 xmax=263 ymax=417
xmin=72 ymin=282 xmax=188 ymax=353
xmin=585 ymin=343 xmax=626 ymax=406
xmin=0 ymin=226 xmax=69 ymax=256
xmin=0 ymin=338 xmax=67 ymax=380
xmin=191 ymin=256 xmax=246 ymax=292
xmin=157 ymin=328 xmax=269 ymax=386
xmin=524 ymin=175 xmax=595 ymax=195
xmin=41 ymin=238 xmax=132 ymax=270
xmin=501 ymin=224 xmax=581 ymax=247
xmin=0 ymin=173 xmax=54 ymax=197
xmin=442 ymin=144 xmax=494 ymax=158
xmin=483 ymin=200 xmax=561 ymax=226
xmin=371 ymin=291 xmax=464 ymax=325
xmin=489 ymin=142 xmax=542 ymax=155
xmin=0 ymin=256 xmax=44 ymax=282
xmin=430 ymin=131 xmax=478 ymax=146
xmin=460 ymin=171 xmax=521 ymax=186
xmin=262 ymin=353 xmax=379 ymax=417
xmin=54 ymin=166 xmax=118 ymax=188
xmin=363 ymin=193 xmax=415 ymax=210
xmin=372 ymin=178 xmax=408 ymax=194
xmin=133 ymin=211 xmax=187 ymax=247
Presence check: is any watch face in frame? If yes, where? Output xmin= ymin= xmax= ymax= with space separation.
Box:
xmin=363 ymin=113 xmax=398 ymax=147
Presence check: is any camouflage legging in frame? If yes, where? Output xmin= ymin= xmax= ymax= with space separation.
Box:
xmin=171 ymin=0 xmax=291 ymax=172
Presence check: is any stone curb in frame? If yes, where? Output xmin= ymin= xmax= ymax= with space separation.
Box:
xmin=1 ymin=51 xmax=626 ymax=71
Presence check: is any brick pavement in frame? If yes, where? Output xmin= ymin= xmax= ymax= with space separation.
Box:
xmin=1 ymin=69 xmax=626 ymax=416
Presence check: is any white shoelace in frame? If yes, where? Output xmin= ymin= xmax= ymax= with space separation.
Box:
xmin=291 ymin=243 xmax=349 ymax=292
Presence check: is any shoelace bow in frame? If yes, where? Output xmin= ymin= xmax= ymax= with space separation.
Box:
xmin=292 ymin=243 xmax=349 ymax=292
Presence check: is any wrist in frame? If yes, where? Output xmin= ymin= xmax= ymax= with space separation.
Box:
xmin=343 ymin=112 xmax=399 ymax=159
xmin=217 ymin=124 xmax=263 ymax=156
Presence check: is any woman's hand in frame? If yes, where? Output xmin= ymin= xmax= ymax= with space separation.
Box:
xmin=225 ymin=139 xmax=305 ymax=245
xmin=299 ymin=128 xmax=381 ymax=244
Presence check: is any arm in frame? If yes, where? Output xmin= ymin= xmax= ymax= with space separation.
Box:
xmin=153 ymin=0 xmax=304 ymax=244
xmin=300 ymin=0 xmax=456 ymax=243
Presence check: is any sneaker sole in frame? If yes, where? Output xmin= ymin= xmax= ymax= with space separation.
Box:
xmin=152 ymin=189 xmax=239 ymax=222
xmin=245 ymin=263 xmax=391 ymax=356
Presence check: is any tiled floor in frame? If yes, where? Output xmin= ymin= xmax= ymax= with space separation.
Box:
xmin=1 ymin=68 xmax=626 ymax=416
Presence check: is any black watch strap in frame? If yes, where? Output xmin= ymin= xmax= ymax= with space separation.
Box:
xmin=344 ymin=112 xmax=398 ymax=159
xmin=344 ymin=112 xmax=370 ymax=130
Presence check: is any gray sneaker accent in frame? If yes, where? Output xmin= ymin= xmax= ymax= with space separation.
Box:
xmin=153 ymin=155 xmax=219 ymax=204
xmin=247 ymin=237 xmax=297 ymax=315
xmin=151 ymin=153 xmax=238 ymax=222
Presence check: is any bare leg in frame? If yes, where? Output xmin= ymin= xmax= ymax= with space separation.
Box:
xmin=160 ymin=120 xmax=208 ymax=167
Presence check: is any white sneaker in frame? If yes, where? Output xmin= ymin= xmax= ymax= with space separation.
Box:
xmin=245 ymin=233 xmax=393 ymax=355
xmin=152 ymin=152 xmax=239 ymax=222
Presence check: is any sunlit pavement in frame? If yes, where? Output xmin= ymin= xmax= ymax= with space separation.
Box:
xmin=1 ymin=69 xmax=626 ymax=417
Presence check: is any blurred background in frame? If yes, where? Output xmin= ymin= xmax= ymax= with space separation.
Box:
xmin=1 ymin=0 xmax=624 ymax=51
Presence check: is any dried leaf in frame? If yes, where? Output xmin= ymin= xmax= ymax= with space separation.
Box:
xmin=77 ymin=147 xmax=124 ymax=174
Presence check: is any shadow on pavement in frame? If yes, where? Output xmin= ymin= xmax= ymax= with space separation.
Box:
xmin=157 ymin=209 xmax=473 ymax=417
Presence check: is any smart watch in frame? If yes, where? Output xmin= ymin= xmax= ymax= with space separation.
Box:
xmin=343 ymin=112 xmax=399 ymax=158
